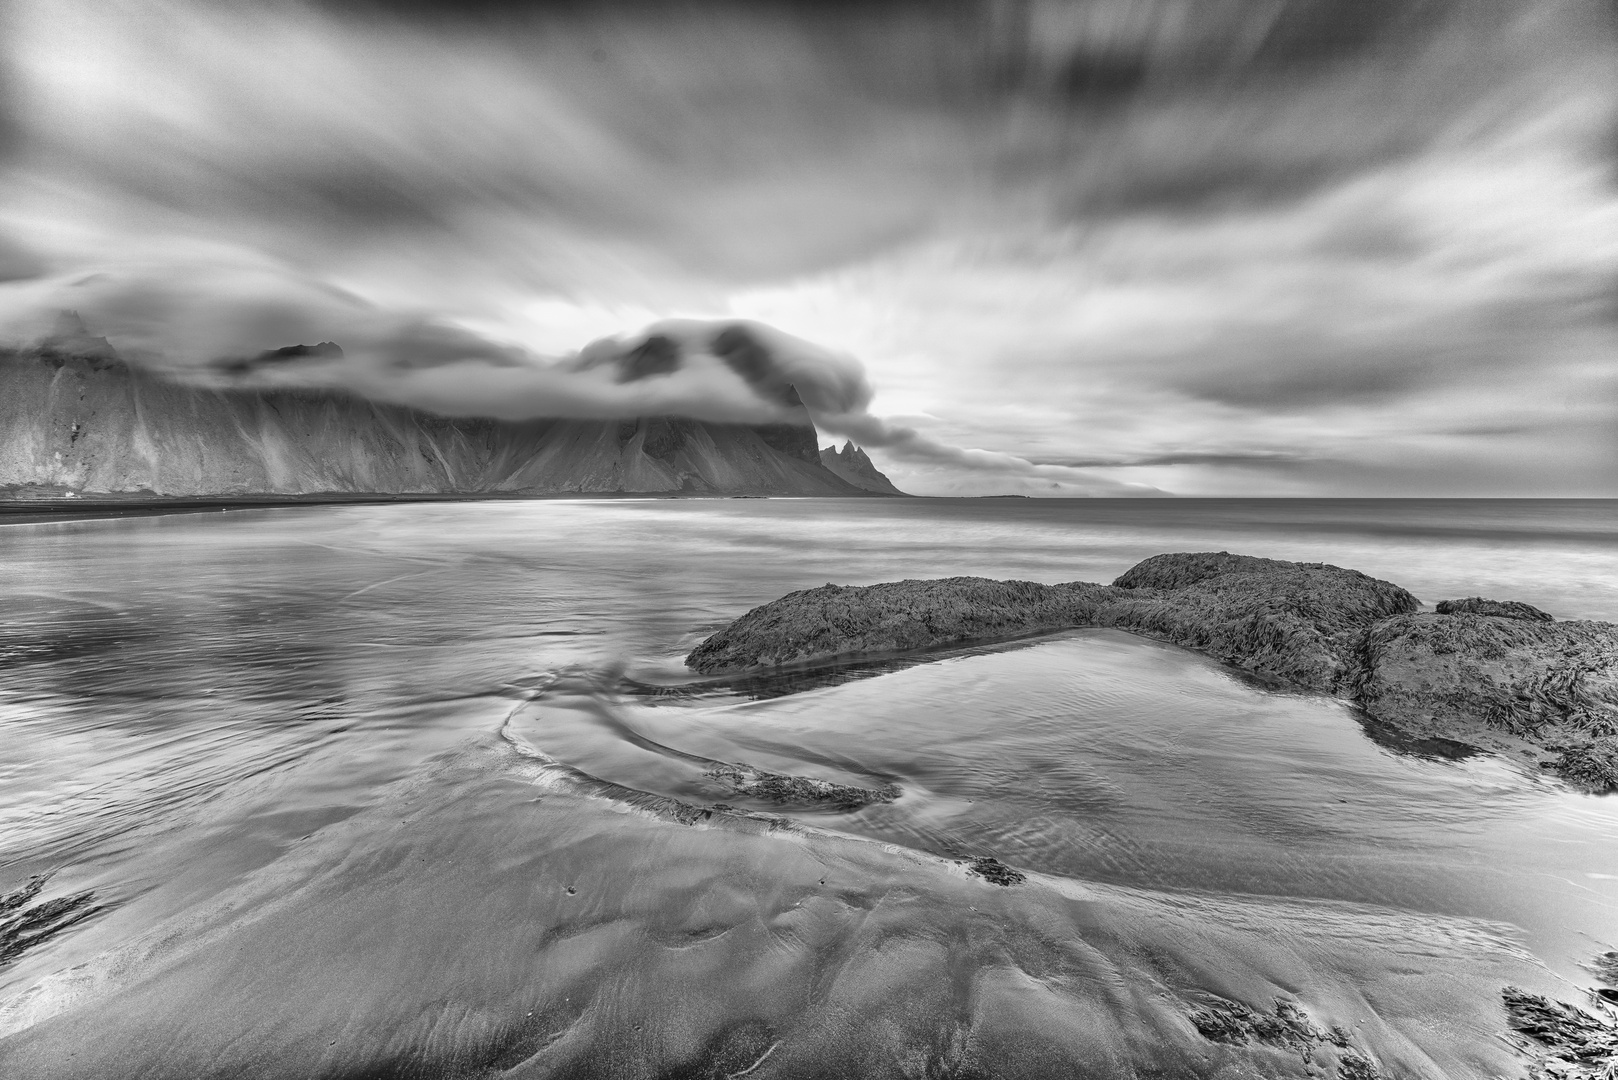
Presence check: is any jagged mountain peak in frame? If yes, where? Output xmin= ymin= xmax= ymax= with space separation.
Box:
xmin=819 ymin=440 xmax=904 ymax=495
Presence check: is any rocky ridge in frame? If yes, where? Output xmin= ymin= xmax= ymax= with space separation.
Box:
xmin=0 ymin=319 xmax=903 ymax=499
xmin=686 ymin=551 xmax=1618 ymax=790
xmin=819 ymin=441 xmax=905 ymax=495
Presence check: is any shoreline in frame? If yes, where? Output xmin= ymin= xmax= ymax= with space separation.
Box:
xmin=0 ymin=489 xmax=906 ymax=525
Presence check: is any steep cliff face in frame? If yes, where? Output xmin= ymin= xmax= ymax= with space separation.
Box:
xmin=818 ymin=441 xmax=904 ymax=495
xmin=0 ymin=347 xmax=899 ymax=498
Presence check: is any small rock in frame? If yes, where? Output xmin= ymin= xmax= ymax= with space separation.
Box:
xmin=966 ymin=856 xmax=1025 ymax=886
xmin=1436 ymin=597 xmax=1555 ymax=622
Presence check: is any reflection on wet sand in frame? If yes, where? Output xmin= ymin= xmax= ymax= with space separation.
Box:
xmin=0 ymin=734 xmax=1541 ymax=1079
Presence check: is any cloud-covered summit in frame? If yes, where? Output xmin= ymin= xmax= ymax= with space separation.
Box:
xmin=1 ymin=263 xmax=868 ymax=428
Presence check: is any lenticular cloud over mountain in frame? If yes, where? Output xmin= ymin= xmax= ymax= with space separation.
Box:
xmin=0 ymin=260 xmax=838 ymax=423
xmin=0 ymin=259 xmax=1150 ymax=493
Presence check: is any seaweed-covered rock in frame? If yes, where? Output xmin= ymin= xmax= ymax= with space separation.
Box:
xmin=687 ymin=577 xmax=1120 ymax=673
xmin=705 ymin=761 xmax=899 ymax=811
xmin=1187 ymin=997 xmax=1379 ymax=1077
xmin=1547 ymin=738 xmax=1618 ymax=793
xmin=1102 ymin=553 xmax=1418 ymax=693
xmin=1356 ymin=614 xmax=1618 ymax=738
xmin=1501 ymin=987 xmax=1617 ymax=1077
xmin=689 ymin=553 xmax=1418 ymax=696
xmin=1436 ymin=597 xmax=1555 ymax=622
xmin=965 ymin=856 xmax=1025 ymax=886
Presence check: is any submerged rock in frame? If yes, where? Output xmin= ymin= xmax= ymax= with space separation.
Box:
xmin=705 ymin=761 xmax=899 ymax=811
xmin=965 ymin=856 xmax=1025 ymax=886
xmin=688 ymin=552 xmax=1618 ymax=790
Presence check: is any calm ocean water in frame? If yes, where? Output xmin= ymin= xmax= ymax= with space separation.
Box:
xmin=0 ymin=498 xmax=1614 ymax=1078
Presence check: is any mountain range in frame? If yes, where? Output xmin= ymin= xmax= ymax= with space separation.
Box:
xmin=0 ymin=317 xmax=903 ymax=501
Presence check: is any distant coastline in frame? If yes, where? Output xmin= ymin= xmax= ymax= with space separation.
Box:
xmin=0 ymin=487 xmax=907 ymax=525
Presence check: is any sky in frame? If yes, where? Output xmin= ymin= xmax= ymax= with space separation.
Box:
xmin=0 ymin=0 xmax=1614 ymax=496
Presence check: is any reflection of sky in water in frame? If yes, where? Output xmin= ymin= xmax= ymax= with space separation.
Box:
xmin=0 ymin=498 xmax=1614 ymax=1073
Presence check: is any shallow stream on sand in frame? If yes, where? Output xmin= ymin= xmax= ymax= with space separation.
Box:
xmin=1 ymin=498 xmax=1615 ymax=1077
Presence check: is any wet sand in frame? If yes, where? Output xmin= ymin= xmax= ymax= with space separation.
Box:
xmin=1 ymin=500 xmax=1614 ymax=1077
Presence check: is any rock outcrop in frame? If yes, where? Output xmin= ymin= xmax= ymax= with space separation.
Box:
xmin=687 ymin=552 xmax=1618 ymax=791
xmin=1356 ymin=612 xmax=1618 ymax=738
xmin=686 ymin=577 xmax=1117 ymax=674
xmin=1434 ymin=597 xmax=1554 ymax=622
xmin=0 ymin=331 xmax=903 ymax=499
xmin=688 ymin=553 xmax=1418 ymax=694
xmin=819 ymin=441 xmax=905 ymax=495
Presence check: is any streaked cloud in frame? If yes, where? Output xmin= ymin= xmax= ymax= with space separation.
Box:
xmin=0 ymin=0 xmax=1614 ymax=494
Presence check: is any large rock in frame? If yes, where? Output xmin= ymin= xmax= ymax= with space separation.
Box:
xmin=1103 ymin=553 xmax=1418 ymax=693
xmin=687 ymin=552 xmax=1618 ymax=791
xmin=1356 ymin=612 xmax=1618 ymax=737
xmin=687 ymin=577 xmax=1119 ymax=672
xmin=1434 ymin=597 xmax=1554 ymax=622
xmin=688 ymin=552 xmax=1417 ymax=695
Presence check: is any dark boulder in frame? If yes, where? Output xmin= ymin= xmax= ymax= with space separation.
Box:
xmin=1102 ymin=553 xmax=1417 ymax=693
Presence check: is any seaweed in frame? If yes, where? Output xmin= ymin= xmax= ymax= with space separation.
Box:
xmin=1336 ymin=1050 xmax=1387 ymax=1080
xmin=0 ymin=873 xmax=101 ymax=969
xmin=1547 ymin=739 xmax=1618 ymax=793
xmin=1502 ymin=986 xmax=1618 ymax=1079
xmin=1189 ymin=997 xmax=1374 ymax=1076
xmin=1594 ymin=953 xmax=1618 ymax=985
xmin=965 ymin=856 xmax=1025 ymax=886
xmin=705 ymin=762 xmax=899 ymax=812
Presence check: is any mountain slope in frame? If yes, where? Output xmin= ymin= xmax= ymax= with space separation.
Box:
xmin=819 ymin=441 xmax=905 ymax=495
xmin=0 ymin=346 xmax=901 ymax=498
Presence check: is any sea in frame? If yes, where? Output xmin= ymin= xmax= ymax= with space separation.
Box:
xmin=0 ymin=497 xmax=1614 ymax=1078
